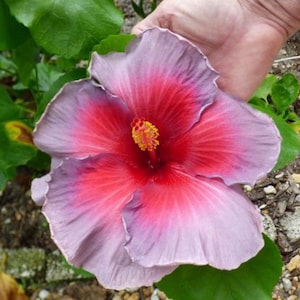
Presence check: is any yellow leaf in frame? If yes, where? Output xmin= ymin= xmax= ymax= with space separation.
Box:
xmin=4 ymin=121 xmax=34 ymax=146
xmin=0 ymin=272 xmax=29 ymax=300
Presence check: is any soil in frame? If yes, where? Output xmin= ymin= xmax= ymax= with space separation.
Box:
xmin=1 ymin=1 xmax=300 ymax=299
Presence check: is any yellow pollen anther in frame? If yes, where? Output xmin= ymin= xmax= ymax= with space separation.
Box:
xmin=131 ymin=118 xmax=160 ymax=151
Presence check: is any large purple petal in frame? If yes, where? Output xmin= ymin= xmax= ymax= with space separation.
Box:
xmin=123 ymin=163 xmax=263 ymax=270
xmin=165 ymin=91 xmax=281 ymax=185
xmin=43 ymin=154 xmax=175 ymax=289
xmin=89 ymin=27 xmax=218 ymax=139
xmin=33 ymin=79 xmax=139 ymax=161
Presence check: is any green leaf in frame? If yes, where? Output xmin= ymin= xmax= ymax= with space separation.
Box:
xmin=0 ymin=53 xmax=17 ymax=78
xmin=271 ymin=73 xmax=299 ymax=113
xmin=151 ymin=0 xmax=157 ymax=12
xmin=278 ymin=73 xmax=299 ymax=102
xmin=0 ymin=165 xmax=17 ymax=191
xmin=250 ymin=103 xmax=300 ymax=170
xmin=248 ymin=96 xmax=274 ymax=115
xmin=63 ymin=258 xmax=95 ymax=279
xmin=93 ymin=34 xmax=136 ymax=55
xmin=0 ymin=0 xmax=30 ymax=50
xmin=271 ymin=84 xmax=292 ymax=114
xmin=157 ymin=235 xmax=282 ymax=300
xmin=27 ymin=150 xmax=50 ymax=171
xmin=35 ymin=68 xmax=87 ymax=121
xmin=131 ymin=0 xmax=146 ymax=18
xmin=13 ymin=37 xmax=38 ymax=86
xmin=272 ymin=115 xmax=300 ymax=169
xmin=33 ymin=63 xmax=64 ymax=93
xmin=250 ymin=74 xmax=277 ymax=101
xmin=5 ymin=0 xmax=123 ymax=59
xmin=0 ymin=169 xmax=8 ymax=191
xmin=286 ymin=111 xmax=300 ymax=123
xmin=0 ymin=86 xmax=25 ymax=121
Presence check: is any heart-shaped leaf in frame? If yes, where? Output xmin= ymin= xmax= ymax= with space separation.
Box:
xmin=157 ymin=235 xmax=282 ymax=300
xmin=5 ymin=0 xmax=123 ymax=58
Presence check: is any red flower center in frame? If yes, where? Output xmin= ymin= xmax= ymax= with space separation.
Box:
xmin=131 ymin=118 xmax=160 ymax=168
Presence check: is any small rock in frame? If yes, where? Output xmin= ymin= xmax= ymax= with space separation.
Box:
xmin=157 ymin=291 xmax=168 ymax=300
xmin=278 ymin=181 xmax=289 ymax=192
xmin=287 ymin=295 xmax=298 ymax=300
xmin=290 ymin=181 xmax=300 ymax=194
xmin=151 ymin=289 xmax=160 ymax=300
xmin=264 ymin=185 xmax=277 ymax=194
xmin=38 ymin=289 xmax=50 ymax=300
xmin=280 ymin=207 xmax=300 ymax=243
xmin=20 ymin=270 xmax=31 ymax=278
xmin=277 ymin=232 xmax=293 ymax=253
xmin=126 ymin=287 xmax=139 ymax=293
xmin=263 ymin=215 xmax=277 ymax=241
xmin=142 ymin=287 xmax=153 ymax=297
xmin=151 ymin=294 xmax=160 ymax=300
xmin=287 ymin=255 xmax=300 ymax=272
xmin=282 ymin=278 xmax=292 ymax=292
xmin=127 ymin=293 xmax=139 ymax=300
xmin=277 ymin=200 xmax=287 ymax=217
xmin=243 ymin=184 xmax=253 ymax=192
xmin=295 ymin=194 xmax=300 ymax=202
xmin=275 ymin=172 xmax=284 ymax=179
xmin=259 ymin=204 xmax=267 ymax=210
xmin=291 ymin=173 xmax=300 ymax=183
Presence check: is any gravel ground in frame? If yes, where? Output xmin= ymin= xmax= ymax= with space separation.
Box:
xmin=0 ymin=1 xmax=300 ymax=299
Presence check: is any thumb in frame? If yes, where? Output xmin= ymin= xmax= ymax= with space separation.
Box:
xmin=132 ymin=18 xmax=159 ymax=34
xmin=131 ymin=7 xmax=166 ymax=34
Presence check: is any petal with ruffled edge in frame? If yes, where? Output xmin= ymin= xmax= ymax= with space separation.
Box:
xmin=31 ymin=157 xmax=62 ymax=206
xmin=89 ymin=27 xmax=218 ymax=140
xmin=123 ymin=163 xmax=263 ymax=270
xmin=165 ymin=91 xmax=281 ymax=186
xmin=34 ymin=79 xmax=139 ymax=161
xmin=43 ymin=154 xmax=175 ymax=289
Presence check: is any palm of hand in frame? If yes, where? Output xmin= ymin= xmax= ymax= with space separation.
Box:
xmin=133 ymin=0 xmax=286 ymax=100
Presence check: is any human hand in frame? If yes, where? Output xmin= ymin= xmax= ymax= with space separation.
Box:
xmin=132 ymin=0 xmax=300 ymax=100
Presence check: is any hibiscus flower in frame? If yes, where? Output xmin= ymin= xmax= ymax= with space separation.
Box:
xmin=31 ymin=27 xmax=280 ymax=289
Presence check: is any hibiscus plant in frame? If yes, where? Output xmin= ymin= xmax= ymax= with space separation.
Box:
xmin=0 ymin=0 xmax=299 ymax=299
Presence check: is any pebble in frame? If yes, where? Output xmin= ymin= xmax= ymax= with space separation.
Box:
xmin=287 ymin=296 xmax=298 ymax=300
xmin=287 ymin=255 xmax=300 ymax=272
xmin=151 ymin=294 xmax=160 ymax=300
xmin=243 ymin=184 xmax=253 ymax=192
xmin=126 ymin=287 xmax=139 ymax=293
xmin=275 ymin=172 xmax=285 ymax=179
xmin=142 ymin=287 xmax=152 ymax=297
xmin=291 ymin=173 xmax=300 ymax=183
xmin=127 ymin=292 xmax=139 ymax=300
xmin=277 ymin=200 xmax=287 ymax=217
xmin=280 ymin=207 xmax=300 ymax=243
xmin=282 ymin=278 xmax=292 ymax=292
xmin=264 ymin=185 xmax=277 ymax=194
xmin=20 ymin=270 xmax=31 ymax=277
xmin=38 ymin=289 xmax=50 ymax=300
xmin=259 ymin=204 xmax=267 ymax=210
xmin=157 ymin=291 xmax=168 ymax=299
xmin=150 ymin=289 xmax=169 ymax=300
xmin=263 ymin=214 xmax=277 ymax=241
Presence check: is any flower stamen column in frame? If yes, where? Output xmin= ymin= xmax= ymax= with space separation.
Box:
xmin=131 ymin=117 xmax=160 ymax=168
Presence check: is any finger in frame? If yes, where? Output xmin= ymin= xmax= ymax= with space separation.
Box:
xmin=131 ymin=15 xmax=160 ymax=34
